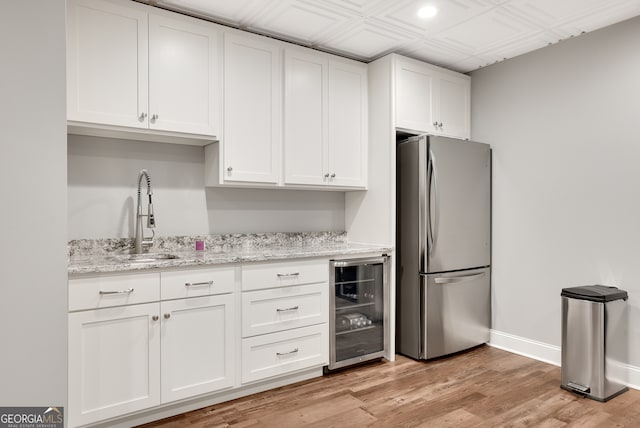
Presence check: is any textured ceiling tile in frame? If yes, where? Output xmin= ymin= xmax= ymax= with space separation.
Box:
xmin=398 ymin=39 xmax=472 ymax=68
xmin=250 ymin=0 xmax=353 ymax=43
xmin=503 ymin=0 xmax=621 ymax=27
xmin=376 ymin=0 xmax=498 ymax=37
xmin=434 ymin=7 xmax=537 ymax=53
xmin=449 ymin=55 xmax=493 ymax=73
xmin=157 ymin=0 xmax=268 ymax=25
xmin=322 ymin=22 xmax=407 ymax=59
xmin=150 ymin=0 xmax=640 ymax=71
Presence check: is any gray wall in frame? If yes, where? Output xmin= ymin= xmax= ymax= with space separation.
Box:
xmin=0 ymin=0 xmax=68 ymax=407
xmin=471 ymin=16 xmax=640 ymax=365
xmin=68 ymin=135 xmax=345 ymax=239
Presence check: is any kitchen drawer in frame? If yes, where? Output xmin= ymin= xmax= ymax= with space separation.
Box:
xmin=69 ymin=272 xmax=160 ymax=312
xmin=161 ymin=266 xmax=236 ymax=300
xmin=242 ymin=283 xmax=327 ymax=337
xmin=241 ymin=324 xmax=328 ymax=384
xmin=242 ymin=259 xmax=329 ymax=291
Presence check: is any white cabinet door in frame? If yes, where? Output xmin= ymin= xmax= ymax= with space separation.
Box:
xmin=284 ymin=49 xmax=328 ymax=186
xmin=328 ymin=59 xmax=368 ymax=188
xmin=68 ymin=303 xmax=160 ymax=427
xmin=223 ymin=33 xmax=281 ymax=184
xmin=149 ymin=14 xmax=219 ymax=136
xmin=395 ymin=58 xmax=437 ymax=134
xmin=67 ymin=0 xmax=148 ymax=128
xmin=160 ymin=294 xmax=235 ymax=403
xmin=434 ymin=72 xmax=470 ymax=139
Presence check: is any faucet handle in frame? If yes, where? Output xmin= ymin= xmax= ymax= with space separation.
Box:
xmin=147 ymin=203 xmax=155 ymax=228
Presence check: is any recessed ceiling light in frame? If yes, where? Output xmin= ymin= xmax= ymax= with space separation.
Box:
xmin=417 ymin=5 xmax=438 ymax=19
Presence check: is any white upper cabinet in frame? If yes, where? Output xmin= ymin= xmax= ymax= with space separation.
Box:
xmin=327 ymin=59 xmax=368 ymax=188
xmin=67 ymin=0 xmax=148 ymax=129
xmin=221 ymin=33 xmax=281 ymax=184
xmin=283 ymin=51 xmax=367 ymax=188
xmin=434 ymin=72 xmax=470 ymax=140
xmin=284 ymin=49 xmax=328 ymax=186
xmin=395 ymin=58 xmax=435 ymax=134
xmin=394 ymin=55 xmax=470 ymax=140
xmin=148 ymin=14 xmax=219 ymax=136
xmin=67 ymin=0 xmax=220 ymax=140
xmin=207 ymin=33 xmax=368 ymax=190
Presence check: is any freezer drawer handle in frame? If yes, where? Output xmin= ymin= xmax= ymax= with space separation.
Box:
xmin=434 ymin=272 xmax=485 ymax=284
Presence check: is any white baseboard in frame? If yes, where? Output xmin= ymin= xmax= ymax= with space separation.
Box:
xmin=488 ymin=329 xmax=561 ymax=366
xmin=488 ymin=329 xmax=640 ymax=391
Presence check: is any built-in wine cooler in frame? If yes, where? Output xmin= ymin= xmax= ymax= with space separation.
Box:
xmin=327 ymin=255 xmax=389 ymax=370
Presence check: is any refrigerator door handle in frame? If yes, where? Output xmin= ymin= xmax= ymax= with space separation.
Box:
xmin=429 ymin=150 xmax=439 ymax=256
xmin=434 ymin=272 xmax=486 ymax=284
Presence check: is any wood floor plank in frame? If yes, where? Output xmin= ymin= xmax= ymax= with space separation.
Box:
xmin=139 ymin=346 xmax=640 ymax=428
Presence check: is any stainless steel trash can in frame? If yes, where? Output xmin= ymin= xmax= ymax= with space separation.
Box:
xmin=561 ymin=285 xmax=628 ymax=401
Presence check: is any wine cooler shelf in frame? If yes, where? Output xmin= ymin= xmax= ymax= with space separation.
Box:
xmin=328 ymin=256 xmax=389 ymax=370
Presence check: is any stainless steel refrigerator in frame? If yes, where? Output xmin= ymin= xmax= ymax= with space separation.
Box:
xmin=397 ymin=134 xmax=491 ymax=360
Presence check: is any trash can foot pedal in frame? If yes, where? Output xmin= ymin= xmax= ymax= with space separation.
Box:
xmin=567 ymin=382 xmax=590 ymax=394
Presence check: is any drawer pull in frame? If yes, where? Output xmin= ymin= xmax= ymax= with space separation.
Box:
xmin=276 ymin=348 xmax=299 ymax=356
xmin=277 ymin=272 xmax=300 ymax=278
xmin=185 ymin=281 xmax=214 ymax=287
xmin=99 ymin=288 xmax=134 ymax=295
xmin=276 ymin=306 xmax=299 ymax=313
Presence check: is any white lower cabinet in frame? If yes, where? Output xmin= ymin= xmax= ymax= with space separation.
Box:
xmin=68 ymin=269 xmax=236 ymax=427
xmin=68 ymin=260 xmax=329 ymax=426
xmin=161 ymin=294 xmax=235 ymax=402
xmin=68 ymin=302 xmax=161 ymax=427
xmin=242 ymin=324 xmax=328 ymax=384
xmin=240 ymin=260 xmax=329 ymax=385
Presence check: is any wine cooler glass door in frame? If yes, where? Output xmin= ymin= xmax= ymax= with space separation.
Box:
xmin=330 ymin=256 xmax=388 ymax=369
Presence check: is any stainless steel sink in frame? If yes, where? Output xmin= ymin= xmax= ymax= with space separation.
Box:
xmin=108 ymin=253 xmax=179 ymax=264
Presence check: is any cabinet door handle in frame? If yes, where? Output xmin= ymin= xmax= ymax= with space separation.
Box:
xmin=139 ymin=112 xmax=147 ymax=122
xmin=152 ymin=315 xmax=159 ymax=321
xmin=227 ymin=166 xmax=233 ymax=172
xmin=324 ymin=173 xmax=330 ymax=179
xmin=99 ymin=288 xmax=134 ymax=295
xmin=438 ymin=122 xmax=443 ymax=128
xmin=330 ymin=173 xmax=336 ymax=178
xmin=276 ymin=348 xmax=299 ymax=356
xmin=185 ymin=281 xmax=213 ymax=287
xmin=277 ymin=272 xmax=300 ymax=278
xmin=164 ymin=313 xmax=171 ymax=319
xmin=433 ymin=121 xmax=438 ymax=127
xmin=150 ymin=113 xmax=158 ymax=123
xmin=276 ymin=306 xmax=299 ymax=312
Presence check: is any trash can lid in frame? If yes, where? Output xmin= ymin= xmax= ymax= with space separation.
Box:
xmin=561 ymin=285 xmax=628 ymax=302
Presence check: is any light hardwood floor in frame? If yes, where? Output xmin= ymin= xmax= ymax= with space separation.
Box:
xmin=140 ymin=346 xmax=640 ymax=427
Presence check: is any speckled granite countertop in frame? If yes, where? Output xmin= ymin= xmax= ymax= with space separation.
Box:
xmin=68 ymin=232 xmax=391 ymax=275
